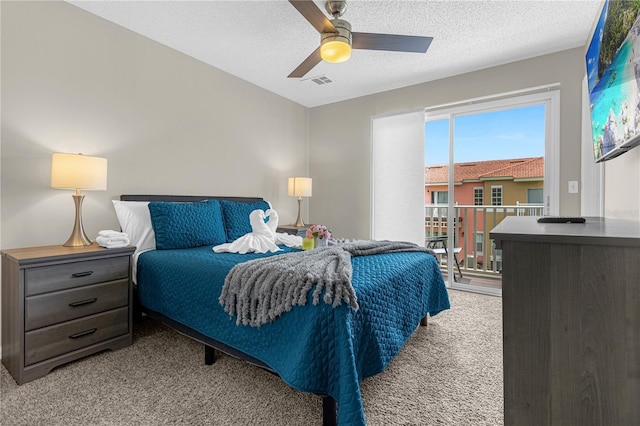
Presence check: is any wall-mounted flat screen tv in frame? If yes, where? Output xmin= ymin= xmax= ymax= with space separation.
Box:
xmin=587 ymin=0 xmax=640 ymax=162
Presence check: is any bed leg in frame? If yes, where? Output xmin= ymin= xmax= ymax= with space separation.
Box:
xmin=322 ymin=396 xmax=337 ymax=426
xmin=420 ymin=315 xmax=428 ymax=327
xmin=132 ymin=288 xmax=143 ymax=324
xmin=204 ymin=345 xmax=216 ymax=365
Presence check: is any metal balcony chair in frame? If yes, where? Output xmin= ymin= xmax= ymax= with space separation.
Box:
xmin=426 ymin=236 xmax=463 ymax=281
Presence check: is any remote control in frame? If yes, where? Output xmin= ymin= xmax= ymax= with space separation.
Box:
xmin=537 ymin=216 xmax=586 ymax=224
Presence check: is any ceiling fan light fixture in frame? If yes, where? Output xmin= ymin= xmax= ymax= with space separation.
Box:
xmin=321 ymin=38 xmax=351 ymax=63
xmin=287 ymin=0 xmax=432 ymax=78
xmin=320 ymin=18 xmax=352 ymax=63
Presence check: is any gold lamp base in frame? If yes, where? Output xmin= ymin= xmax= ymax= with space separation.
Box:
xmin=63 ymin=194 xmax=92 ymax=247
xmin=293 ymin=197 xmax=306 ymax=228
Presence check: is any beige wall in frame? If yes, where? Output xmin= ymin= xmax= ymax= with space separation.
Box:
xmin=1 ymin=1 xmax=309 ymax=250
xmin=495 ymin=180 xmax=544 ymax=206
xmin=603 ymin=148 xmax=640 ymax=219
xmin=308 ymin=48 xmax=588 ymax=239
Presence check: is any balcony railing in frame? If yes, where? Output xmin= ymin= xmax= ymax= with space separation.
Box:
xmin=425 ymin=202 xmax=543 ymax=277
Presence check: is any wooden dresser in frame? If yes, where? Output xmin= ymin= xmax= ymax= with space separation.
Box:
xmin=490 ymin=216 xmax=640 ymax=426
xmin=1 ymin=244 xmax=135 ymax=384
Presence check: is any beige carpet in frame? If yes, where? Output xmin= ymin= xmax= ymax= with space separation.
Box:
xmin=0 ymin=289 xmax=503 ymax=425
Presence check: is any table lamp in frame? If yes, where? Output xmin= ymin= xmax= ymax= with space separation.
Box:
xmin=51 ymin=153 xmax=107 ymax=247
xmin=288 ymin=177 xmax=312 ymax=227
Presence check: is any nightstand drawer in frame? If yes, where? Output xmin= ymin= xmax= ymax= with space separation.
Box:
xmin=24 ymin=307 xmax=129 ymax=366
xmin=25 ymin=279 xmax=129 ymax=331
xmin=26 ymin=256 xmax=130 ymax=296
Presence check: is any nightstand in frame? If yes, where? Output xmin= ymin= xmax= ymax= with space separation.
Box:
xmin=1 ymin=244 xmax=135 ymax=384
xmin=276 ymin=225 xmax=311 ymax=237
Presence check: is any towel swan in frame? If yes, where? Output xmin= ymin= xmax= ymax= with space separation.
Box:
xmin=213 ymin=209 xmax=302 ymax=254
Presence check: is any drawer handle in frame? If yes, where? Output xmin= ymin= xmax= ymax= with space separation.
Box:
xmin=72 ymin=271 xmax=94 ymax=278
xmin=69 ymin=298 xmax=97 ymax=307
xmin=69 ymin=328 xmax=97 ymax=339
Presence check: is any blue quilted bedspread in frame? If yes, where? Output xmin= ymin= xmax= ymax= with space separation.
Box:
xmin=137 ymin=246 xmax=449 ymax=425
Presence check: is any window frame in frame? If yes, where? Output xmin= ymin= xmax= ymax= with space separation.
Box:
xmin=527 ymin=187 xmax=544 ymax=204
xmin=432 ymin=190 xmax=449 ymax=204
xmin=473 ymin=187 xmax=484 ymax=206
xmin=475 ymin=231 xmax=484 ymax=254
xmin=491 ymin=185 xmax=503 ymax=206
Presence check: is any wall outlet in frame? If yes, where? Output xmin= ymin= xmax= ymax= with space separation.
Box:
xmin=568 ymin=180 xmax=579 ymax=194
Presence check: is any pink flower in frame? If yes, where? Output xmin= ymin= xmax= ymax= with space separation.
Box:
xmin=306 ymin=224 xmax=332 ymax=240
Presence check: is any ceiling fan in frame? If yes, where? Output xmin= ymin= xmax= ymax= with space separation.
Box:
xmin=288 ymin=0 xmax=433 ymax=78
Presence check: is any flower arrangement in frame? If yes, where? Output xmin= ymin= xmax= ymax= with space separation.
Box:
xmin=306 ymin=224 xmax=332 ymax=240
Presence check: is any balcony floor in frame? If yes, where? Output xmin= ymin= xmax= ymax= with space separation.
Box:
xmin=441 ymin=270 xmax=502 ymax=291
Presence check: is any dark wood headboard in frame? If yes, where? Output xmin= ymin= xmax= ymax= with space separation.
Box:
xmin=120 ymin=195 xmax=263 ymax=203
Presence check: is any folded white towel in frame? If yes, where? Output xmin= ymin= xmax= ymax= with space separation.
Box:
xmin=96 ymin=235 xmax=130 ymax=249
xmin=99 ymin=230 xmax=128 ymax=238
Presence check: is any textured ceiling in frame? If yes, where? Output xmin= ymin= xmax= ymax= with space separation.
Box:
xmin=69 ymin=0 xmax=603 ymax=108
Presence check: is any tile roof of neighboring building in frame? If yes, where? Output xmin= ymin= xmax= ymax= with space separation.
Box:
xmin=424 ymin=157 xmax=544 ymax=184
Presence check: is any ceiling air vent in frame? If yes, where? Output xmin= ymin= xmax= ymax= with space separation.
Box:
xmin=311 ymin=76 xmax=333 ymax=85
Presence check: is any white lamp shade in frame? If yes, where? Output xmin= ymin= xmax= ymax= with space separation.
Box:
xmin=288 ymin=177 xmax=312 ymax=198
xmin=51 ymin=153 xmax=107 ymax=190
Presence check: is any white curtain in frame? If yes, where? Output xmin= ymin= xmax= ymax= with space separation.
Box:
xmin=371 ymin=111 xmax=425 ymax=245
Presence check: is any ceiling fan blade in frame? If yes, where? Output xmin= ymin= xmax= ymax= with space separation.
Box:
xmin=288 ymin=46 xmax=323 ymax=78
xmin=352 ymin=32 xmax=433 ymax=53
xmin=289 ymin=0 xmax=335 ymax=33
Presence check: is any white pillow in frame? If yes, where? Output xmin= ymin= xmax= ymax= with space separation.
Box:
xmin=112 ymin=200 xmax=156 ymax=255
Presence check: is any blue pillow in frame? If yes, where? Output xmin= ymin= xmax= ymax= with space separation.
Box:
xmin=148 ymin=199 xmax=226 ymax=249
xmin=220 ymin=199 xmax=270 ymax=242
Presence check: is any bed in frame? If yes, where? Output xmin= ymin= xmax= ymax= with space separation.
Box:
xmin=116 ymin=195 xmax=450 ymax=425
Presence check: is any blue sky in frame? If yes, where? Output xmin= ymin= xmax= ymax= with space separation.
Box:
xmin=424 ymin=104 xmax=546 ymax=165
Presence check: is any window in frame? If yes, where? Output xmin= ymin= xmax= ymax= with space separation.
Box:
xmin=432 ymin=191 xmax=448 ymax=204
xmin=527 ymin=188 xmax=543 ymax=204
xmin=431 ymin=191 xmax=448 ymax=218
xmin=491 ymin=185 xmax=503 ymax=206
xmin=475 ymin=232 xmax=484 ymax=254
xmin=474 ymin=187 xmax=483 ymax=206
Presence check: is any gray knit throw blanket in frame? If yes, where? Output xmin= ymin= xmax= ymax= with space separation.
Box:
xmin=219 ymin=240 xmax=435 ymax=327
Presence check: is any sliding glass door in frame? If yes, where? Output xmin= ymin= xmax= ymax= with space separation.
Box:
xmin=425 ymin=89 xmax=559 ymax=295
